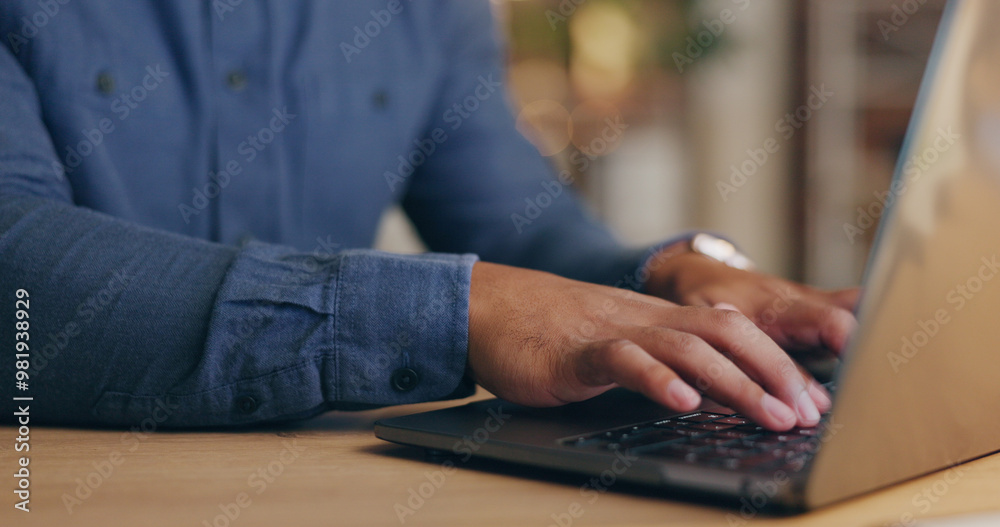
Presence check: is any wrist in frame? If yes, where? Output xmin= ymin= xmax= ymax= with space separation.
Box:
xmin=643 ymin=233 xmax=754 ymax=302
xmin=646 ymin=250 xmax=724 ymax=302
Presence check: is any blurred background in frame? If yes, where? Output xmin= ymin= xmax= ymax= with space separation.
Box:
xmin=376 ymin=0 xmax=947 ymax=288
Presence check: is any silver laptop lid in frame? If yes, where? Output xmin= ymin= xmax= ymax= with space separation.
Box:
xmin=806 ymin=0 xmax=1000 ymax=507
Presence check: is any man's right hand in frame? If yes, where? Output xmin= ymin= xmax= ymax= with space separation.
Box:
xmin=466 ymin=262 xmax=833 ymax=431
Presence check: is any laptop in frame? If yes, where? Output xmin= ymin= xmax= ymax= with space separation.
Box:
xmin=375 ymin=0 xmax=1000 ymax=511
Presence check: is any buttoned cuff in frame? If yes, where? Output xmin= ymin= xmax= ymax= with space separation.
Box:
xmin=331 ymin=249 xmax=478 ymax=406
xmin=94 ymin=243 xmax=479 ymax=426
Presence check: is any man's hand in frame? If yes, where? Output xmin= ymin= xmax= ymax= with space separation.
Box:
xmin=467 ymin=261 xmax=843 ymax=432
xmin=644 ymin=250 xmax=860 ymax=353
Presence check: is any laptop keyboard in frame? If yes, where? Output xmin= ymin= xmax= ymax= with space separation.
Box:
xmin=563 ymin=407 xmax=825 ymax=473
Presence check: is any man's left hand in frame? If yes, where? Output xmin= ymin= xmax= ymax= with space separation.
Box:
xmin=645 ymin=250 xmax=860 ymax=354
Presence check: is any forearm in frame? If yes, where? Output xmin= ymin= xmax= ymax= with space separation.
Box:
xmin=0 ymin=194 xmax=476 ymax=427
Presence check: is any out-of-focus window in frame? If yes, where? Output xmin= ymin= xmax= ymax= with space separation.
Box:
xmin=379 ymin=0 xmax=948 ymax=287
xmin=496 ymin=0 xmax=713 ymax=247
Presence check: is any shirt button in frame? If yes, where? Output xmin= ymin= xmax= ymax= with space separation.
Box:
xmin=226 ymin=70 xmax=248 ymax=91
xmin=96 ymin=72 xmax=115 ymax=95
xmin=235 ymin=395 xmax=258 ymax=414
xmin=390 ymin=368 xmax=420 ymax=392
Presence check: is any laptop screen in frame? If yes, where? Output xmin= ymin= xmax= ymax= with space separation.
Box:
xmin=808 ymin=0 xmax=1000 ymax=506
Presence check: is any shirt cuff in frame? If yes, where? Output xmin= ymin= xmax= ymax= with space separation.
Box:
xmin=94 ymin=242 xmax=479 ymax=426
xmin=332 ymin=249 xmax=479 ymax=406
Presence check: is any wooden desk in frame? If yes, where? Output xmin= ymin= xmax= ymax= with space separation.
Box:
xmin=3 ymin=390 xmax=999 ymax=527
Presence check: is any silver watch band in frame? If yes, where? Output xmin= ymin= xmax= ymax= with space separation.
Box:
xmin=690 ymin=233 xmax=755 ymax=271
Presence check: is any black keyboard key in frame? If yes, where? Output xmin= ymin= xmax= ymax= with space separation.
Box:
xmin=745 ymin=437 xmax=786 ymax=449
xmin=717 ymin=430 xmax=759 ymax=440
xmin=734 ymin=424 xmax=766 ymax=433
xmin=772 ymin=440 xmax=818 ymax=458
xmin=748 ymin=433 xmax=804 ymax=447
xmin=678 ymin=412 xmax=724 ymax=423
xmin=695 ymin=447 xmax=760 ymax=470
xmin=651 ymin=419 xmax=678 ymax=429
xmin=688 ymin=422 xmax=737 ymax=432
xmin=673 ymin=426 xmax=709 ymax=437
xmin=569 ymin=413 xmax=822 ymax=475
xmin=712 ymin=445 xmax=757 ymax=458
xmin=714 ymin=416 xmax=751 ymax=425
xmin=688 ymin=436 xmax=738 ymax=448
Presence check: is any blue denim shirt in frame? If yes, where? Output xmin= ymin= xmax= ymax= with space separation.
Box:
xmin=0 ymin=1 xmax=672 ymax=427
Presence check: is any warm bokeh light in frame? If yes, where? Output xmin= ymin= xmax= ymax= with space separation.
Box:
xmin=507 ymin=58 xmax=570 ymax=109
xmin=515 ymin=99 xmax=573 ymax=156
xmin=568 ymin=2 xmax=638 ymax=101
xmin=570 ymin=99 xmax=625 ymax=157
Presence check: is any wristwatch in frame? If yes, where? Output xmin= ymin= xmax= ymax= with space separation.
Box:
xmin=688 ymin=233 xmax=755 ymax=271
